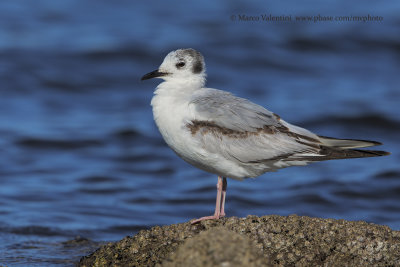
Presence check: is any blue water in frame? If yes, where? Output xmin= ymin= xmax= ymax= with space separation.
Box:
xmin=0 ymin=0 xmax=399 ymax=265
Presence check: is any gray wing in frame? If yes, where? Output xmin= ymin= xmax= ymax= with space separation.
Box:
xmin=187 ymin=88 xmax=388 ymax=165
xmin=190 ymin=88 xmax=280 ymax=131
xmin=188 ymin=88 xmax=323 ymax=163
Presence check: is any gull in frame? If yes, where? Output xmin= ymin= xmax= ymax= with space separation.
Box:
xmin=141 ymin=48 xmax=390 ymax=224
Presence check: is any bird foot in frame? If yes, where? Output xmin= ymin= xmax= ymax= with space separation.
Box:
xmin=190 ymin=214 xmax=225 ymax=224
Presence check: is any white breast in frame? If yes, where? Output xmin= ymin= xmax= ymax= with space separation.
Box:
xmin=151 ymin=88 xmax=253 ymax=180
xmin=151 ymin=93 xmax=189 ymax=151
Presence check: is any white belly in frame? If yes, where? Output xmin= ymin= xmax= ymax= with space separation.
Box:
xmin=151 ymin=93 xmax=251 ymax=180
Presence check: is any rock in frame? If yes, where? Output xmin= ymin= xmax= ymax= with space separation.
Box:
xmin=78 ymin=215 xmax=400 ymax=267
xmin=161 ymin=226 xmax=270 ymax=267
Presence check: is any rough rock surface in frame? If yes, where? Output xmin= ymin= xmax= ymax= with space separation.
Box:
xmin=78 ymin=215 xmax=400 ymax=266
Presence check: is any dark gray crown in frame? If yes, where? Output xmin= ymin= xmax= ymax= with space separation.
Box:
xmin=176 ymin=48 xmax=204 ymax=74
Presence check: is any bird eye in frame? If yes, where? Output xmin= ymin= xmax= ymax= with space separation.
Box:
xmin=176 ymin=62 xmax=185 ymax=68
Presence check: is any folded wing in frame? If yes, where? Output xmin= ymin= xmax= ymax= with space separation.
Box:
xmin=188 ymin=88 xmax=389 ymax=166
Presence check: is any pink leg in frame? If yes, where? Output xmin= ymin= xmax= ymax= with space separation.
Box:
xmin=191 ymin=176 xmax=228 ymax=224
xmin=220 ymin=177 xmax=227 ymax=217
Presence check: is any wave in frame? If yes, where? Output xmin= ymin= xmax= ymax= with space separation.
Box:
xmin=300 ymin=113 xmax=400 ymax=131
xmin=17 ymin=138 xmax=103 ymax=150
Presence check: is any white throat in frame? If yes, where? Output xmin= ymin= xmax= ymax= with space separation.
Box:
xmin=153 ymin=74 xmax=206 ymax=97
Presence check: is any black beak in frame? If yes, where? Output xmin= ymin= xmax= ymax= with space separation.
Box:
xmin=141 ymin=70 xmax=168 ymax=81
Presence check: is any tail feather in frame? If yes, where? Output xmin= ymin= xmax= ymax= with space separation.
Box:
xmin=289 ymin=136 xmax=390 ymax=162
xmin=318 ymin=135 xmax=382 ymax=149
xmin=289 ymin=147 xmax=390 ymax=162
xmin=319 ymin=147 xmax=390 ymax=160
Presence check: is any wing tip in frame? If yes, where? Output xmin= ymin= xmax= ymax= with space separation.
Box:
xmin=364 ymin=150 xmax=390 ymax=156
xmin=365 ymin=140 xmax=383 ymax=146
xmin=318 ymin=135 xmax=384 ymax=148
xmin=338 ymin=148 xmax=390 ymax=158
